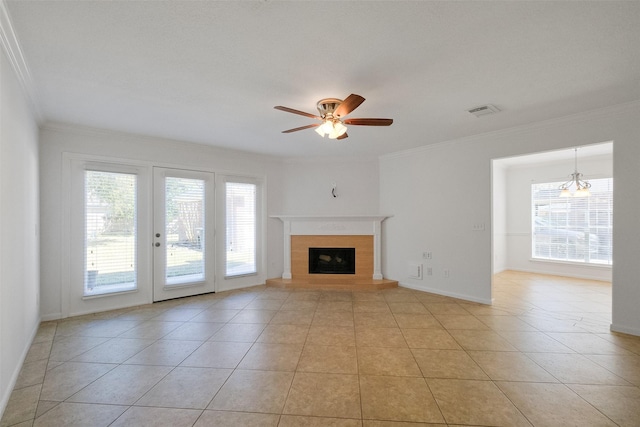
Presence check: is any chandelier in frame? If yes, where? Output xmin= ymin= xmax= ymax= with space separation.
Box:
xmin=559 ymin=148 xmax=591 ymax=197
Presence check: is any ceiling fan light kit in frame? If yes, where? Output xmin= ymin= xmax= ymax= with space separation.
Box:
xmin=315 ymin=120 xmax=347 ymax=139
xmin=274 ymin=94 xmax=393 ymax=140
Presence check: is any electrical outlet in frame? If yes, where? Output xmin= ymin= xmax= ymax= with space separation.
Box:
xmin=472 ymin=223 xmax=485 ymax=231
xmin=427 ymin=267 xmax=433 ymax=276
xmin=408 ymin=264 xmax=423 ymax=279
xmin=422 ymin=251 xmax=432 ymax=259
xmin=444 ymin=269 xmax=450 ymax=278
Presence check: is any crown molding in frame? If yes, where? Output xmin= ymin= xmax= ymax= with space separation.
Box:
xmin=0 ymin=0 xmax=42 ymax=121
xmin=380 ymin=100 xmax=640 ymax=161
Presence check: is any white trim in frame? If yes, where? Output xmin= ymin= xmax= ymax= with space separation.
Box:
xmin=68 ymin=301 xmax=150 ymax=319
xmin=0 ymin=1 xmax=42 ymax=121
xmin=0 ymin=318 xmax=40 ymax=418
xmin=610 ymin=323 xmax=640 ymax=337
xmin=41 ymin=313 xmax=63 ymax=322
xmin=399 ymin=281 xmax=493 ymax=305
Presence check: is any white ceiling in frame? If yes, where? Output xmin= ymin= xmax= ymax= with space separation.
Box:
xmin=4 ymin=1 xmax=640 ymax=159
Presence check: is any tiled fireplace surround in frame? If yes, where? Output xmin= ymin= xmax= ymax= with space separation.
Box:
xmin=267 ymin=216 xmax=397 ymax=290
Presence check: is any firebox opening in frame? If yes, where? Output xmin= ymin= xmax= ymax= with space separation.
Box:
xmin=308 ymin=248 xmax=356 ymax=274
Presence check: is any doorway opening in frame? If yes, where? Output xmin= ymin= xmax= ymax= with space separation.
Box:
xmin=490 ymin=141 xmax=613 ymax=286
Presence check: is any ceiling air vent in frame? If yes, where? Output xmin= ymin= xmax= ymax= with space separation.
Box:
xmin=467 ymin=104 xmax=500 ymax=117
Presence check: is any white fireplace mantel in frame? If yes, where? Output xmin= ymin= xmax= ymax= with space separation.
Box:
xmin=271 ymin=215 xmax=392 ymax=280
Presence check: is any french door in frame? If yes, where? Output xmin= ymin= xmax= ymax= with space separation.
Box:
xmin=153 ymin=167 xmax=215 ymax=301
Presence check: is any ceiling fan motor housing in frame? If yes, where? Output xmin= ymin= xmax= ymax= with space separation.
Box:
xmin=317 ymin=98 xmax=342 ymax=118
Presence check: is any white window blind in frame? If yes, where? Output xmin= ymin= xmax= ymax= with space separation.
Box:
xmin=85 ymin=170 xmax=137 ymax=295
xmin=532 ymin=178 xmax=613 ymax=265
xmin=225 ymin=181 xmax=257 ymax=277
xmin=165 ymin=177 xmax=205 ymax=285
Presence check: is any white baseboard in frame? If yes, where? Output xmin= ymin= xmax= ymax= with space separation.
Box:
xmin=0 ymin=317 xmax=41 ymax=420
xmin=41 ymin=312 xmax=63 ymax=321
xmin=399 ymin=282 xmax=493 ymax=305
xmin=216 ymin=280 xmax=265 ymax=293
xmin=610 ymin=323 xmax=640 ymax=337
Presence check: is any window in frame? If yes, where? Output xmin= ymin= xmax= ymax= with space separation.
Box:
xmin=532 ymin=178 xmax=612 ymax=265
xmin=225 ymin=181 xmax=257 ymax=277
xmin=85 ymin=170 xmax=137 ymax=295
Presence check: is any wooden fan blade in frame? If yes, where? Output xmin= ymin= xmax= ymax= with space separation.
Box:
xmin=274 ymin=106 xmax=321 ymax=120
xmin=282 ymin=123 xmax=321 ymax=133
xmin=334 ymin=94 xmax=365 ymax=118
xmin=343 ymin=118 xmax=393 ymax=126
xmin=337 ymin=132 xmax=348 ymax=140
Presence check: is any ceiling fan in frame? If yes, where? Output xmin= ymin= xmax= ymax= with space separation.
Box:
xmin=274 ymin=94 xmax=393 ymax=140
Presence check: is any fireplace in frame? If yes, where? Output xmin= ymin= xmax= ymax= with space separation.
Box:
xmin=271 ymin=215 xmax=391 ymax=280
xmin=309 ymin=248 xmax=355 ymax=274
xmin=267 ymin=215 xmax=397 ymax=290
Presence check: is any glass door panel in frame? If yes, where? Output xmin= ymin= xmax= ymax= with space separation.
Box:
xmin=153 ymin=168 xmax=215 ymax=301
xmin=84 ymin=170 xmax=137 ymax=296
xmin=165 ymin=176 xmax=205 ymax=285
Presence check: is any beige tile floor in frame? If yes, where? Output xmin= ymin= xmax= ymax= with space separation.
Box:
xmin=2 ymin=271 xmax=640 ymax=426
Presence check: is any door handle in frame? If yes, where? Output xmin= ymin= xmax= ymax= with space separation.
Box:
xmin=155 ymin=242 xmax=160 ymax=247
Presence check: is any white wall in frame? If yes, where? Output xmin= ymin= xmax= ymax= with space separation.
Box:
xmin=502 ymin=153 xmax=612 ymax=281
xmin=279 ymin=157 xmax=380 ymax=215
xmin=611 ymin=111 xmax=640 ymax=336
xmin=380 ymin=102 xmax=640 ymax=335
xmin=0 ymin=48 xmax=40 ymax=417
xmin=39 ymin=124 xmax=284 ymax=320
xmin=380 ymin=138 xmax=494 ymax=304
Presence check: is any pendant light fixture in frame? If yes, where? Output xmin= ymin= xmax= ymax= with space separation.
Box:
xmin=559 ymin=148 xmax=591 ymax=197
